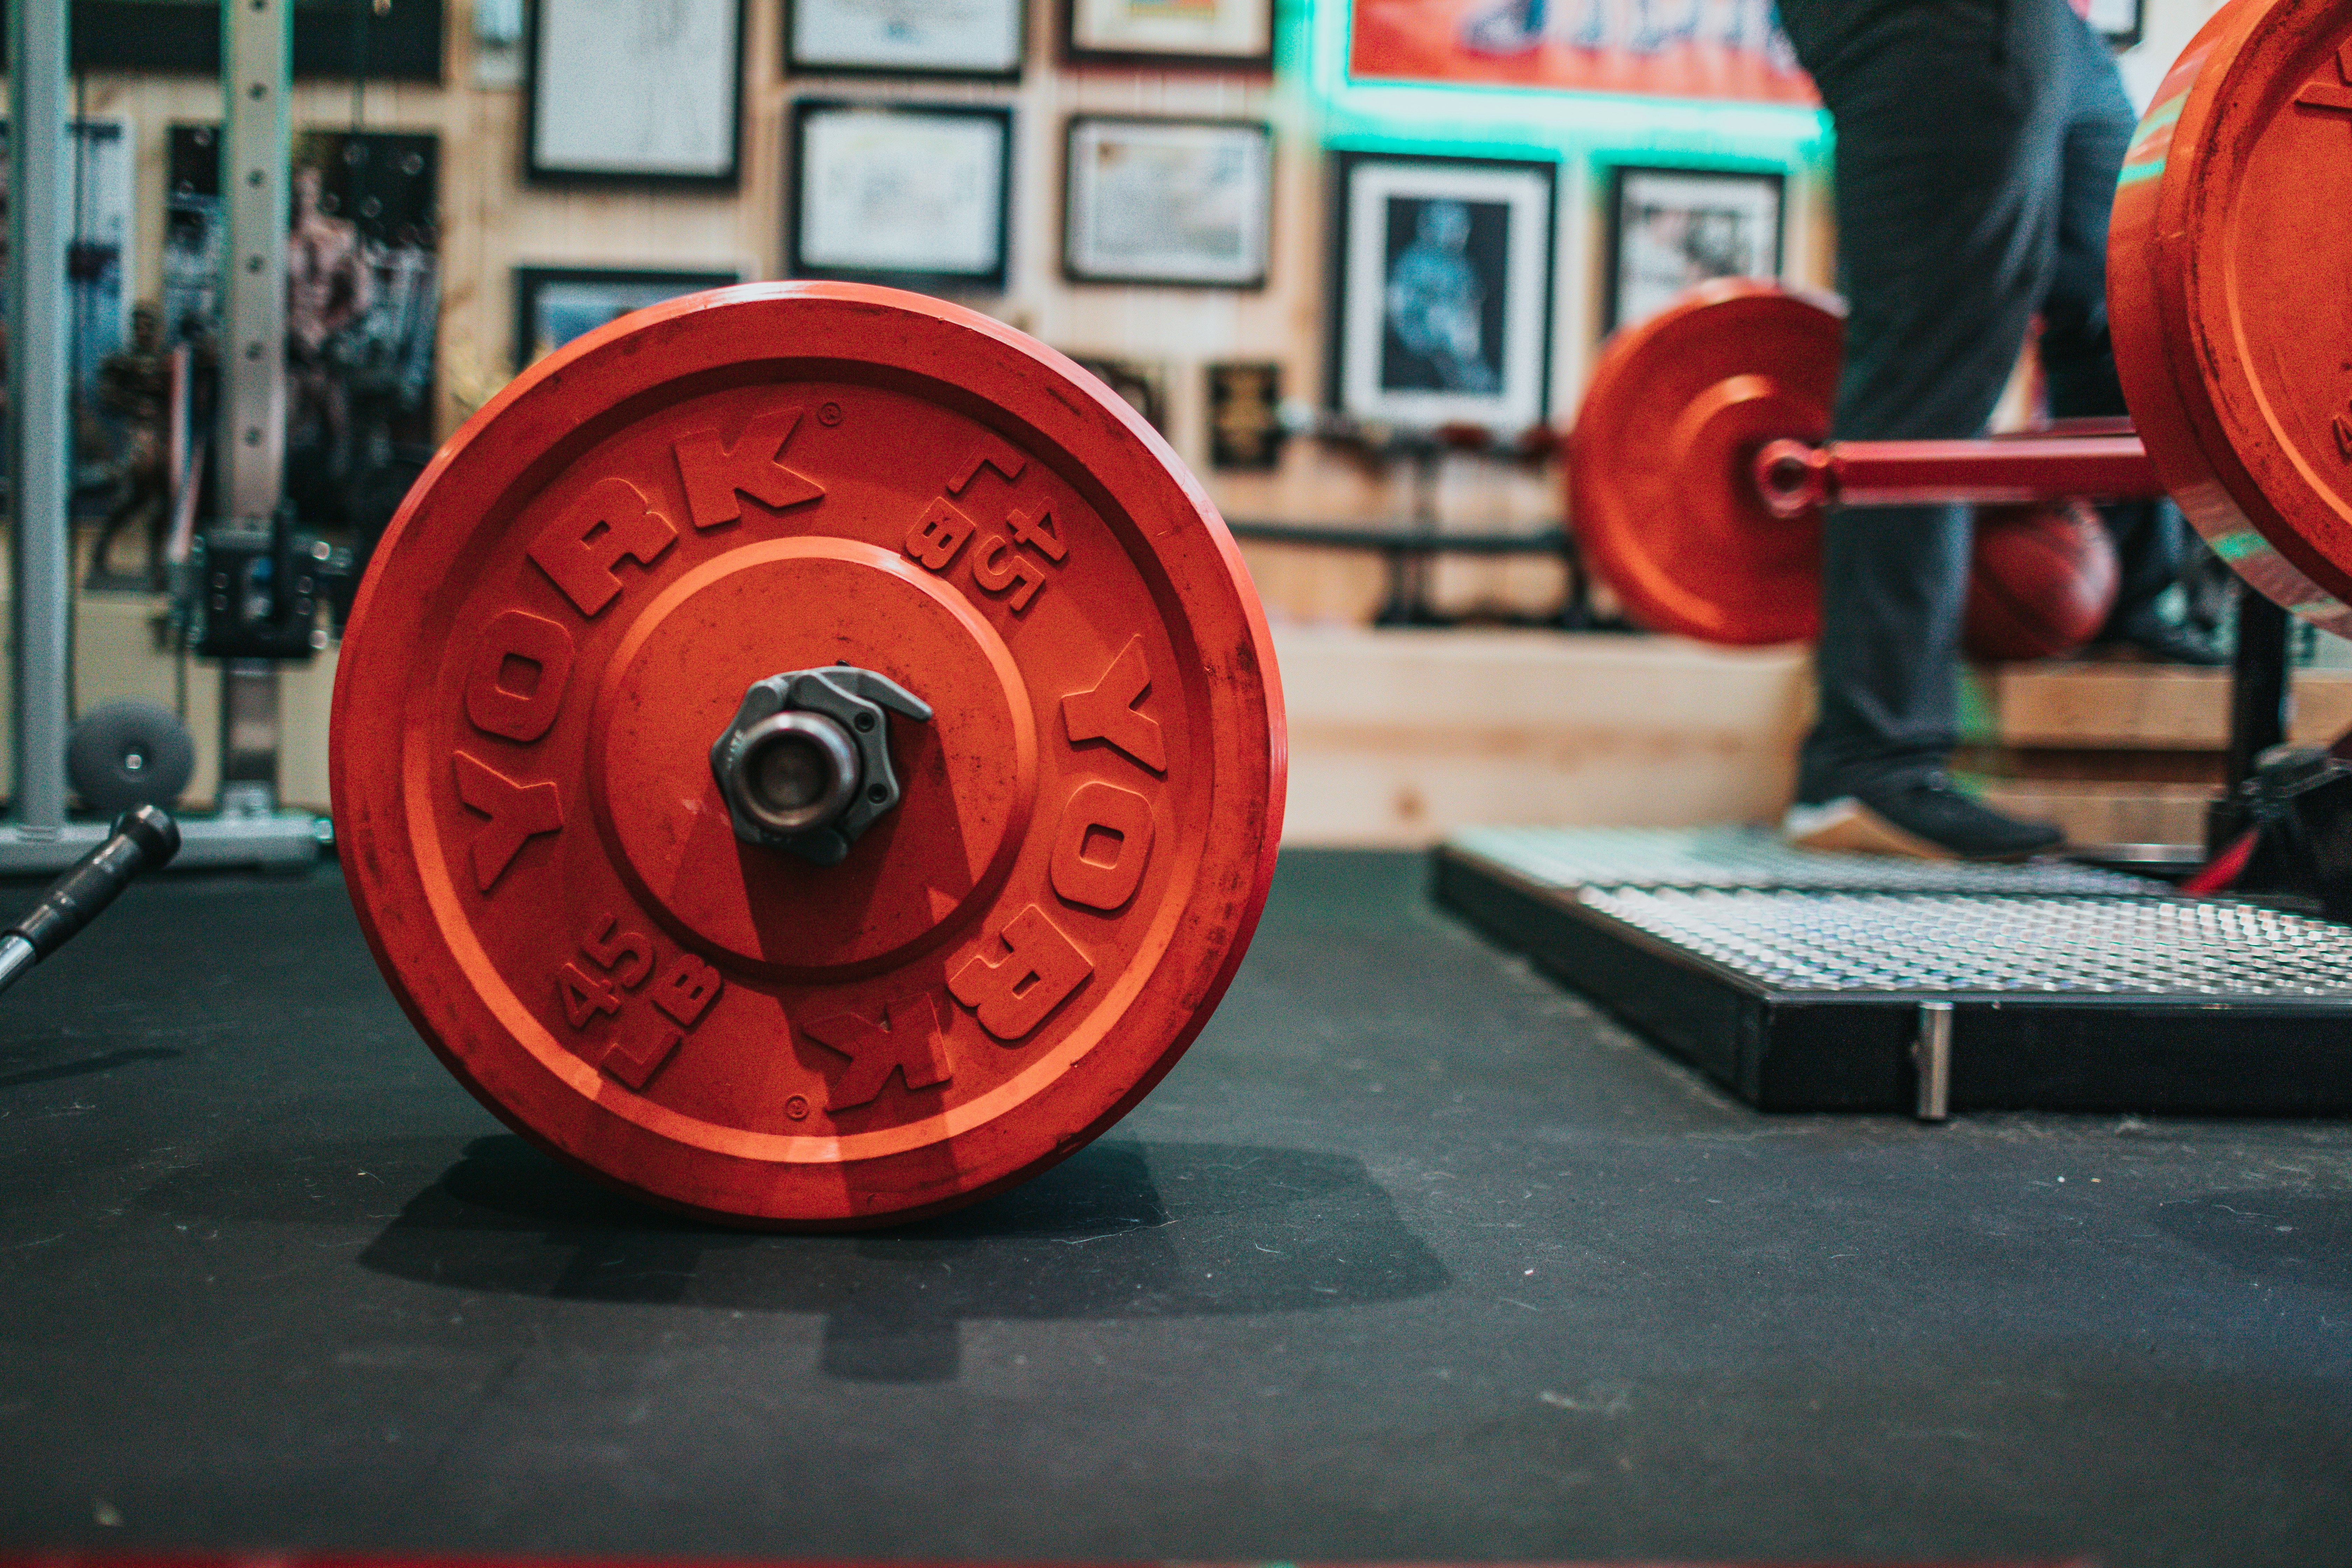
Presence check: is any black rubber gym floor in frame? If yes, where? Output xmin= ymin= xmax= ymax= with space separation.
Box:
xmin=2 ymin=850 xmax=2348 ymax=1566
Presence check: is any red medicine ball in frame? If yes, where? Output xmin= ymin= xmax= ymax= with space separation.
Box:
xmin=1962 ymin=499 xmax=2121 ymax=662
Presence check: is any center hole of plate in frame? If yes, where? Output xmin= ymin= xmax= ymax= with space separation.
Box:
xmin=752 ymin=731 xmax=833 ymax=816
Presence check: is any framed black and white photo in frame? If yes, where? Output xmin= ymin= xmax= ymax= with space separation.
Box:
xmin=525 ymin=0 xmax=744 ymax=187
xmin=1064 ymin=117 xmax=1272 ymax=288
xmin=1329 ymin=151 xmax=1555 ymax=432
xmin=513 ymin=266 xmax=743 ymax=371
xmin=1604 ymin=165 xmax=1784 ymax=333
xmin=2084 ymin=0 xmax=2142 ymax=48
xmin=788 ymin=100 xmax=1014 ymax=291
xmin=786 ymin=0 xmax=1026 ymax=78
xmin=1062 ymin=0 xmax=1273 ymax=70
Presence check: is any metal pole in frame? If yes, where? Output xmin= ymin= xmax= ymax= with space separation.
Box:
xmin=1913 ymin=1001 xmax=1952 ymax=1123
xmin=8 ymin=0 xmax=73 ymax=833
xmin=218 ymin=0 xmax=292 ymax=815
xmin=1753 ymin=434 xmax=2163 ymax=517
xmin=2207 ymin=587 xmax=2294 ymax=853
xmin=2225 ymin=589 xmax=2292 ymax=788
xmin=222 ymin=0 xmax=291 ymax=538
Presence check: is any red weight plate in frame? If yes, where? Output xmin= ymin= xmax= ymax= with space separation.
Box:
xmin=2109 ymin=0 xmax=2352 ymax=635
xmin=331 ymin=284 xmax=1286 ymax=1228
xmin=1962 ymin=500 xmax=2120 ymax=663
xmin=1568 ymin=279 xmax=1843 ymax=645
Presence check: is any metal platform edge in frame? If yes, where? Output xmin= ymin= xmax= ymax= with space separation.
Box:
xmin=1431 ymin=844 xmax=2352 ymax=1116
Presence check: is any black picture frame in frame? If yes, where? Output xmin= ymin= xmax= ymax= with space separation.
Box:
xmin=1062 ymin=115 xmax=1273 ymax=289
xmin=784 ymin=0 xmax=1026 ymax=80
xmin=1602 ymin=163 xmax=1786 ymax=335
xmin=0 ymin=0 xmax=444 ymax=79
xmin=512 ymin=265 xmax=745 ymax=371
xmin=786 ymin=99 xmax=1016 ymax=293
xmin=1068 ymin=355 xmax=1169 ymax=433
xmin=524 ymin=0 xmax=745 ymax=189
xmin=1206 ymin=360 xmax=1285 ymax=470
xmin=1324 ymin=148 xmax=1557 ymax=433
xmin=1060 ymin=0 xmax=1273 ymax=71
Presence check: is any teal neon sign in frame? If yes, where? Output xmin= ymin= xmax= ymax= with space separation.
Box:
xmin=1279 ymin=0 xmax=1829 ymax=168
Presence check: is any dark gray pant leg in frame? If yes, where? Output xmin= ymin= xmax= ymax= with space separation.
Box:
xmin=1789 ymin=0 xmax=2067 ymax=802
xmin=2034 ymin=7 xmax=2184 ymax=632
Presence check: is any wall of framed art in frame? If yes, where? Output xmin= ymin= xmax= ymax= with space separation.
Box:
xmin=47 ymin=0 xmax=2220 ymax=635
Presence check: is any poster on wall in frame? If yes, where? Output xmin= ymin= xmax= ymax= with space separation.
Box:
xmin=1604 ymin=165 xmax=1783 ymax=331
xmin=1329 ymin=152 xmax=1555 ymax=432
xmin=1348 ymin=0 xmax=1814 ymax=105
xmin=789 ymin=100 xmax=1013 ymax=290
xmin=0 ymin=118 xmax=136 ymax=504
xmin=1063 ymin=116 xmax=1272 ymax=288
xmin=1063 ymin=0 xmax=1273 ymax=68
xmin=528 ymin=0 xmax=743 ymax=185
xmin=167 ymin=125 xmax=441 ymax=539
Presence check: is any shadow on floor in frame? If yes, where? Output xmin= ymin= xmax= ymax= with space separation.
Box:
xmin=0 ymin=1046 xmax=182 ymax=1089
xmin=139 ymin=1131 xmax=1450 ymax=1384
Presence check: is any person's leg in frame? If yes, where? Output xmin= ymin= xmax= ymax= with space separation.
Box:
xmin=2034 ymin=5 xmax=2215 ymax=659
xmin=1792 ymin=0 xmax=2062 ymax=802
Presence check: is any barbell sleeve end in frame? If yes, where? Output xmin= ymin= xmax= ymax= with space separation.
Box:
xmin=0 ymin=805 xmax=182 ymax=999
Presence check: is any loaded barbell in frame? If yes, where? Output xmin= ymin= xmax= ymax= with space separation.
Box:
xmin=1569 ymin=0 xmax=2352 ymax=650
xmin=323 ymin=0 xmax=2331 ymax=1229
xmin=331 ymin=286 xmax=1284 ymax=1229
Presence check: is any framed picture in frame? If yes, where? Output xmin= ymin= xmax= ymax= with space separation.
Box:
xmin=786 ymin=0 xmax=1026 ymax=78
xmin=525 ymin=0 xmax=744 ymax=187
xmin=2082 ymin=0 xmax=2142 ymax=48
xmin=1345 ymin=0 xmax=1812 ymax=106
xmin=1604 ymin=165 xmax=1785 ymax=333
xmin=1062 ymin=0 xmax=1273 ymax=70
xmin=1063 ymin=117 xmax=1272 ymax=288
xmin=513 ymin=266 xmax=744 ymax=370
xmin=1207 ymin=361 xmax=1285 ymax=470
xmin=788 ymin=100 xmax=1015 ymax=291
xmin=1328 ymin=151 xmax=1556 ymax=433
xmin=1068 ymin=356 xmax=1169 ymax=432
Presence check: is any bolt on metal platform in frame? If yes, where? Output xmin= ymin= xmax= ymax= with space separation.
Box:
xmin=1435 ymin=826 xmax=2352 ymax=1118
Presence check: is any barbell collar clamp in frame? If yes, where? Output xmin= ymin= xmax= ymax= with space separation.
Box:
xmin=709 ymin=665 xmax=933 ymax=867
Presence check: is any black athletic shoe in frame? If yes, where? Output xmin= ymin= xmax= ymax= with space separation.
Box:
xmin=1783 ymin=775 xmax=2067 ymax=861
xmin=2098 ymin=611 xmax=2227 ymax=666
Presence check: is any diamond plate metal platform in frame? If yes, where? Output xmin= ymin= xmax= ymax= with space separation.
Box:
xmin=1435 ymin=829 xmax=2352 ymax=1115
xmin=1447 ymin=825 xmax=2166 ymax=895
